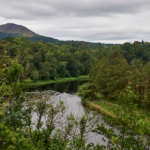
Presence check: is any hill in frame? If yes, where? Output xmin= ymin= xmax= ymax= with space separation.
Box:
xmin=0 ymin=23 xmax=59 ymax=43
xmin=0 ymin=23 xmax=113 ymax=46
xmin=0 ymin=23 xmax=36 ymax=37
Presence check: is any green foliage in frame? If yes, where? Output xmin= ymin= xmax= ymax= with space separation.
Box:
xmin=7 ymin=63 xmax=23 ymax=82
xmin=1 ymin=37 xmax=150 ymax=149
xmin=118 ymin=85 xmax=139 ymax=105
xmin=0 ymin=123 xmax=35 ymax=150
xmin=31 ymin=70 xmax=39 ymax=81
xmin=78 ymin=83 xmax=98 ymax=104
xmin=25 ymin=75 xmax=89 ymax=90
xmin=94 ymin=123 xmax=150 ymax=150
xmin=0 ymin=37 xmax=103 ymax=81
xmin=91 ymin=51 xmax=130 ymax=99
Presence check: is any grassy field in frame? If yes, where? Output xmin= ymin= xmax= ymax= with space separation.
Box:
xmin=86 ymin=100 xmax=150 ymax=135
xmin=24 ymin=75 xmax=89 ymax=88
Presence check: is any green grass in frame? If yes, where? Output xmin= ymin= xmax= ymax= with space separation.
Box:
xmin=24 ymin=75 xmax=89 ymax=88
xmin=86 ymin=101 xmax=116 ymax=118
xmin=86 ymin=100 xmax=150 ymax=135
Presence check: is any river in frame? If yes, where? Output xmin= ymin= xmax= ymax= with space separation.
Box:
xmin=26 ymin=79 xmax=149 ymax=148
xmin=28 ymin=90 xmax=110 ymax=145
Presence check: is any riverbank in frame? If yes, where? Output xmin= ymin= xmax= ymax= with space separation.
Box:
xmin=24 ymin=75 xmax=89 ymax=89
xmin=84 ymin=100 xmax=150 ymax=136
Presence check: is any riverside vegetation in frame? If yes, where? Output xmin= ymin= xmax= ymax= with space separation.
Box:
xmin=79 ymin=49 xmax=150 ymax=149
xmin=1 ymin=37 xmax=150 ymax=149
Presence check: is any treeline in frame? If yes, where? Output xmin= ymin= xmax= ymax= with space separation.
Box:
xmin=0 ymin=37 xmax=104 ymax=81
xmin=1 ymin=37 xmax=150 ymax=83
xmin=80 ymin=44 xmax=150 ymax=108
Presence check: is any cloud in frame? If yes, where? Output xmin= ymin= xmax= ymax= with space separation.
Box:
xmin=0 ymin=0 xmax=150 ymax=43
xmin=1 ymin=0 xmax=150 ymax=19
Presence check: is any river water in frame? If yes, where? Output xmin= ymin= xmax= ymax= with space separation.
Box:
xmin=29 ymin=91 xmax=110 ymax=145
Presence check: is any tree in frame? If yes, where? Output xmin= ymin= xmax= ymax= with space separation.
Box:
xmin=91 ymin=51 xmax=130 ymax=99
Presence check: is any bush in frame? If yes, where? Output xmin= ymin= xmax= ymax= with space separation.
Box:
xmin=78 ymin=83 xmax=98 ymax=104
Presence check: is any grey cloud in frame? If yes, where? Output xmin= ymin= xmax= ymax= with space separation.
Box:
xmin=0 ymin=0 xmax=150 ymax=43
xmin=0 ymin=0 xmax=150 ymax=20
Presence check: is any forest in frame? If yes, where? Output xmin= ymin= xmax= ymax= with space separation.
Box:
xmin=1 ymin=37 xmax=150 ymax=149
xmin=0 ymin=37 xmax=104 ymax=81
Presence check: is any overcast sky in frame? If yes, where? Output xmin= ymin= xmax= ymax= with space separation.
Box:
xmin=0 ymin=0 xmax=150 ymax=43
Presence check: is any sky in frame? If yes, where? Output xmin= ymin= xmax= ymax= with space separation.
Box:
xmin=0 ymin=0 xmax=150 ymax=43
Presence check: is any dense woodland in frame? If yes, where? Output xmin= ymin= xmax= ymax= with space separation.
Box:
xmin=1 ymin=37 xmax=150 ymax=81
xmin=0 ymin=37 xmax=104 ymax=80
xmin=1 ymin=37 xmax=150 ymax=149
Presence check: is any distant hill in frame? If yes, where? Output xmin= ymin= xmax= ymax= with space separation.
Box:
xmin=0 ymin=23 xmax=36 ymax=37
xmin=0 ymin=23 xmax=59 ymax=43
xmin=0 ymin=23 xmax=114 ymax=46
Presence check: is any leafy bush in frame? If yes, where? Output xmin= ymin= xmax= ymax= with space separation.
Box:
xmin=78 ymin=83 xmax=98 ymax=104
